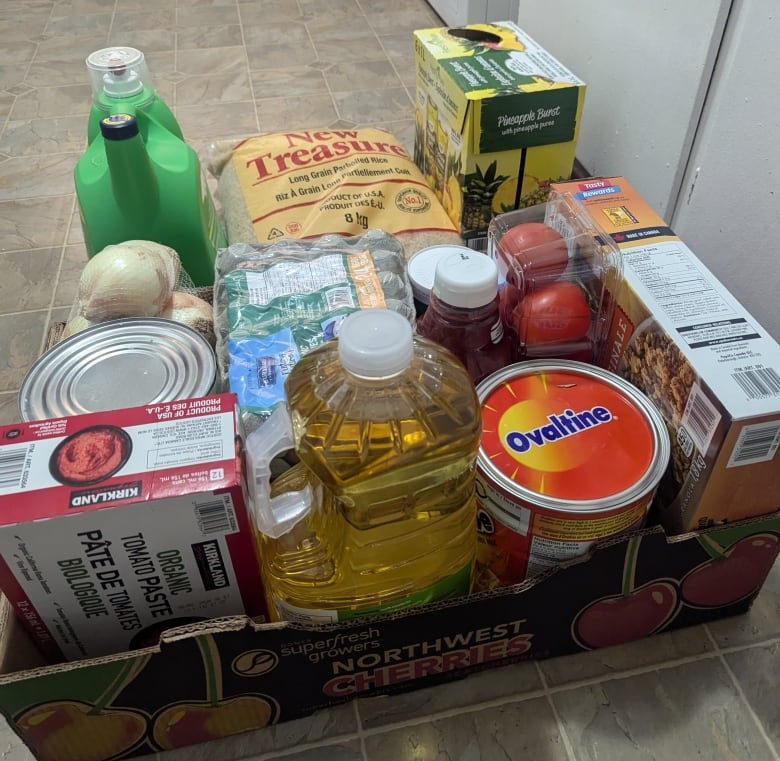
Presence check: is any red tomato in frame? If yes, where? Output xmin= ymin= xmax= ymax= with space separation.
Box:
xmin=516 ymin=281 xmax=591 ymax=345
xmin=498 ymin=222 xmax=569 ymax=291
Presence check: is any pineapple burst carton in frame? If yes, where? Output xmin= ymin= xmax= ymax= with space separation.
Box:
xmin=413 ymin=21 xmax=586 ymax=249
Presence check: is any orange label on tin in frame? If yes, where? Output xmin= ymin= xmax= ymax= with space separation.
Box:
xmin=480 ymin=369 xmax=655 ymax=500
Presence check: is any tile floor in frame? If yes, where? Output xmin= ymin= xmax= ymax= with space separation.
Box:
xmin=0 ymin=1 xmax=779 ymax=760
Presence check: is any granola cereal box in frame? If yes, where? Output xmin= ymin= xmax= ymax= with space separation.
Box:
xmin=553 ymin=176 xmax=780 ymax=532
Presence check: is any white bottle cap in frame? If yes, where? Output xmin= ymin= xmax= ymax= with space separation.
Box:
xmin=407 ymin=244 xmax=469 ymax=305
xmin=432 ymin=250 xmax=498 ymax=308
xmin=86 ymin=47 xmax=148 ymax=99
xmin=338 ymin=309 xmax=413 ymax=378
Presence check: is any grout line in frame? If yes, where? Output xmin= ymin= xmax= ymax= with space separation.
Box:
xmin=535 ymin=660 xmax=579 ymax=761
xmin=353 ymin=698 xmax=370 ymax=761
xmin=718 ymin=647 xmax=780 ymax=761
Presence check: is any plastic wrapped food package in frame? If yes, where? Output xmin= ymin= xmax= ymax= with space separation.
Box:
xmin=213 ymin=231 xmax=416 ymax=431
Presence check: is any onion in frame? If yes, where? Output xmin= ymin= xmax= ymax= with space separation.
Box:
xmin=77 ymin=241 xmax=178 ymax=321
xmin=118 ymin=240 xmax=182 ymax=284
xmin=61 ymin=314 xmax=93 ymax=340
xmin=160 ymin=291 xmax=215 ymax=345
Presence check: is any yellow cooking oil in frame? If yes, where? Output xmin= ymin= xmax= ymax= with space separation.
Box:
xmin=259 ymin=309 xmax=482 ymax=624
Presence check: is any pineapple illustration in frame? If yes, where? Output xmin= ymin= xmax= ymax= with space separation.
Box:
xmin=461 ymin=160 xmax=509 ymax=231
xmin=517 ymin=177 xmax=566 ymax=208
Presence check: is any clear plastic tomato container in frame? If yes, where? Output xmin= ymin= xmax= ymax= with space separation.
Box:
xmin=487 ymin=191 xmax=622 ymax=366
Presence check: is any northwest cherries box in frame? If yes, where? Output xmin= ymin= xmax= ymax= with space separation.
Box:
xmin=0 ymin=394 xmax=265 ymax=662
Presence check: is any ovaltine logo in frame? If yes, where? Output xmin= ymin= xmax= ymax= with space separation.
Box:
xmin=505 ymin=406 xmax=613 ymax=454
xmin=191 ymin=540 xmax=230 ymax=590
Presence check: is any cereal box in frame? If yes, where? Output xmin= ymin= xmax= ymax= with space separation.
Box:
xmin=414 ymin=21 xmax=586 ymax=250
xmin=553 ymin=176 xmax=780 ymax=532
xmin=0 ymin=394 xmax=266 ymax=661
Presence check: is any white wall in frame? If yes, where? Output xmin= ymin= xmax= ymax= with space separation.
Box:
xmin=514 ymin=0 xmax=779 ymax=340
xmin=672 ymin=0 xmax=780 ymax=340
xmin=427 ymin=0 xmax=520 ymax=26
xmin=513 ymin=1 xmax=731 ymax=220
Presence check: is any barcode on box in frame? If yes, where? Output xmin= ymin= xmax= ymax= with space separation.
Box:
xmin=732 ymin=366 xmax=780 ymax=400
xmin=194 ymin=496 xmax=237 ymax=536
xmin=0 ymin=445 xmax=29 ymax=491
xmin=681 ymin=384 xmax=721 ymax=454
xmin=728 ymin=421 xmax=780 ymax=467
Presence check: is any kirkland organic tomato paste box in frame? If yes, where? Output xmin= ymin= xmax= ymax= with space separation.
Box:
xmin=553 ymin=176 xmax=780 ymax=532
xmin=0 ymin=394 xmax=265 ymax=661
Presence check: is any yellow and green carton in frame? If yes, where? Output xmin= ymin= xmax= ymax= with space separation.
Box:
xmin=414 ymin=21 xmax=586 ymax=249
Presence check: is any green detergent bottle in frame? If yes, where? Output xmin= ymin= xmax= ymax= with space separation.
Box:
xmin=74 ymin=113 xmax=227 ymax=286
xmin=85 ymin=47 xmax=183 ymax=144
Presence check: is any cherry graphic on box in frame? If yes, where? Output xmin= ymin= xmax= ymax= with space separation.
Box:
xmin=681 ymin=532 xmax=780 ymax=609
xmin=572 ymin=536 xmax=681 ymax=650
xmin=152 ymin=635 xmax=278 ymax=750
xmin=16 ymin=656 xmax=151 ymax=761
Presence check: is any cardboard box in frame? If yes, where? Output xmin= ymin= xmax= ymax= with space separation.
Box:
xmin=413 ymin=21 xmax=586 ymax=249
xmin=0 ymin=512 xmax=778 ymax=761
xmin=0 ymin=394 xmax=265 ymax=661
xmin=553 ymin=176 xmax=780 ymax=532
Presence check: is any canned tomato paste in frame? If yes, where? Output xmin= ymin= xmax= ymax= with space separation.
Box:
xmin=475 ymin=360 xmax=670 ymax=586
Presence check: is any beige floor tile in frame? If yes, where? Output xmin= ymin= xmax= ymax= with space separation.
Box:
xmin=250 ymin=67 xmax=330 ymax=100
xmin=0 ymin=154 xmax=81 ymax=201
xmin=0 ymin=392 xmax=22 ymax=426
xmin=0 ymin=116 xmax=87 ymax=157
xmin=0 ymin=311 xmax=50 ymax=392
xmin=553 ymin=658 xmax=776 ymax=761
xmin=9 ymin=84 xmax=92 ymax=121
xmin=176 ymin=100 xmax=258 ymax=140
xmin=254 ymin=94 xmax=338 ymax=133
xmin=176 ymin=70 xmax=253 ymax=107
xmin=333 ymin=87 xmax=414 ymax=124
xmin=0 ymin=248 xmax=61 ymax=312
xmin=364 ymin=696 xmax=569 ymax=761
xmin=0 ymin=195 xmax=74 ymax=251
xmin=176 ymin=24 xmax=244 ymax=50
xmin=724 ymin=642 xmax=780 ymax=753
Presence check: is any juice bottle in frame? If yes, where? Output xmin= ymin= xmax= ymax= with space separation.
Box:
xmin=417 ymin=247 xmax=512 ymax=385
xmin=256 ymin=309 xmax=482 ymax=623
xmin=85 ymin=46 xmax=183 ymax=143
xmin=74 ymin=113 xmax=227 ymax=286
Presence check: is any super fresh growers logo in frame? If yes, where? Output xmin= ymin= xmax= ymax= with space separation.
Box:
xmin=506 ymin=406 xmax=613 ymax=453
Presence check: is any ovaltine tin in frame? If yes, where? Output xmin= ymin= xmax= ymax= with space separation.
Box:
xmin=19 ymin=317 xmax=216 ymax=422
xmin=475 ymin=360 xmax=670 ymax=586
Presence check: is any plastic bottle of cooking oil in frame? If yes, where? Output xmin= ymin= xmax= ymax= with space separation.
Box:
xmin=250 ymin=308 xmax=482 ymax=624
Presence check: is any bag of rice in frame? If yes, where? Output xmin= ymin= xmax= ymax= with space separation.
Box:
xmin=211 ymin=127 xmax=463 ymax=258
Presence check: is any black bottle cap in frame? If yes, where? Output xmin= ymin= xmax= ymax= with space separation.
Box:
xmin=100 ymin=113 xmax=139 ymax=140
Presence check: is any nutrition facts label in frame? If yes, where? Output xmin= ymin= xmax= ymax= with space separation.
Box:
xmin=622 ymin=242 xmax=759 ymax=341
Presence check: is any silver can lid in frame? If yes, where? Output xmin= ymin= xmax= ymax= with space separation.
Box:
xmin=19 ymin=318 xmax=216 ymax=422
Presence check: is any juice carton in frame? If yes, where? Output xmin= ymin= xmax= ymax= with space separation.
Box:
xmin=414 ymin=21 xmax=586 ymax=250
